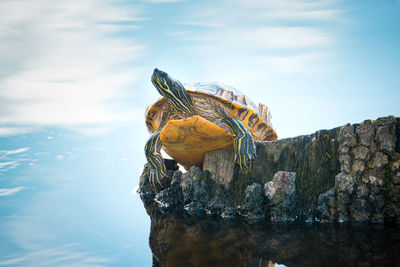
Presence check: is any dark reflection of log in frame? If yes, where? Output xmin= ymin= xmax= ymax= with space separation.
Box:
xmin=142 ymin=198 xmax=400 ymax=267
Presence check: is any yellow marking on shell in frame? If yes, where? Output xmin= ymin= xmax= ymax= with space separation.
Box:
xmin=145 ymin=91 xmax=278 ymax=140
xmin=230 ymin=102 xmax=277 ymax=141
xmin=145 ymin=98 xmax=168 ymax=133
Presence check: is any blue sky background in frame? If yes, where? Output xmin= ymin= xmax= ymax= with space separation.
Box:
xmin=0 ymin=0 xmax=399 ymax=139
xmin=0 ymin=0 xmax=399 ymax=266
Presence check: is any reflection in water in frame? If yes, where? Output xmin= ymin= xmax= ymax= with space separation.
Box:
xmin=143 ymin=199 xmax=400 ymax=267
xmin=0 ymin=130 xmax=152 ymax=266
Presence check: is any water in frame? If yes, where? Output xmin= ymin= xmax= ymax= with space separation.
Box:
xmin=145 ymin=207 xmax=400 ymax=267
xmin=0 ymin=129 xmax=152 ymax=266
xmin=1 ymin=129 xmax=399 ymax=266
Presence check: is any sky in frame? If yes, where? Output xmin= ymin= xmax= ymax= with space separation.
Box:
xmin=0 ymin=0 xmax=399 ymax=266
xmin=0 ymin=0 xmax=399 ymax=139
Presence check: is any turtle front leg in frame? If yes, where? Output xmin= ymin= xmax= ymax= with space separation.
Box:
xmin=221 ymin=117 xmax=256 ymax=171
xmin=144 ymin=130 xmax=168 ymax=191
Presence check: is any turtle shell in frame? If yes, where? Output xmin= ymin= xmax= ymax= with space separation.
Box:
xmin=145 ymin=82 xmax=278 ymax=168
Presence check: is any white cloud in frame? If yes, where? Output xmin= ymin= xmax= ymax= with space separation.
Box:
xmin=180 ymin=0 xmax=342 ymax=29
xmin=241 ymin=27 xmax=333 ymax=50
xmin=5 ymin=147 xmax=30 ymax=155
xmin=262 ymin=53 xmax=329 ymax=73
xmin=34 ymin=152 xmax=50 ymax=156
xmin=172 ymin=0 xmax=341 ymax=89
xmin=230 ymin=0 xmax=343 ymax=19
xmin=259 ymin=8 xmax=343 ymax=21
xmin=0 ymin=161 xmax=18 ymax=168
xmin=0 ymin=187 xmax=25 ymax=197
xmin=0 ymin=127 xmax=37 ymax=137
xmin=0 ymin=161 xmax=21 ymax=172
xmin=0 ymin=148 xmax=30 ymax=172
xmin=175 ymin=25 xmax=333 ymax=83
xmin=0 ymin=0 xmax=146 ymax=135
xmin=182 ymin=26 xmax=332 ymax=51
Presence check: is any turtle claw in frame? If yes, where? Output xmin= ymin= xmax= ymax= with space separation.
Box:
xmin=145 ymin=161 xmax=168 ymax=192
xmin=148 ymin=167 xmax=165 ymax=192
xmin=234 ymin=135 xmax=257 ymax=173
xmin=237 ymin=152 xmax=256 ymax=174
xmin=145 ymin=152 xmax=168 ymax=192
xmin=221 ymin=117 xmax=257 ymax=174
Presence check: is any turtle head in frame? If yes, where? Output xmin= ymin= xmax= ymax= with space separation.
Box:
xmin=151 ymin=68 xmax=175 ymax=96
xmin=151 ymin=68 xmax=197 ymax=115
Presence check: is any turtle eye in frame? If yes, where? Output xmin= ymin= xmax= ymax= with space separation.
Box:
xmin=160 ymin=71 xmax=167 ymax=78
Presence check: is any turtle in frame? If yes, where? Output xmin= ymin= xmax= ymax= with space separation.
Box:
xmin=145 ymin=68 xmax=277 ymax=191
